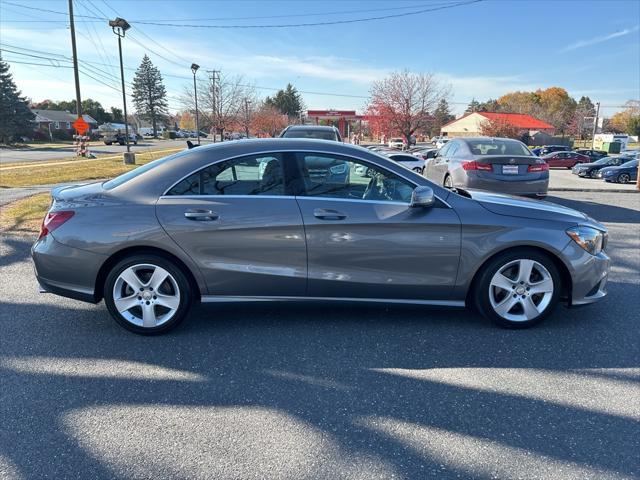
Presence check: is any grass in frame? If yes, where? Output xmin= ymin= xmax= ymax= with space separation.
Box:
xmin=0 ymin=193 xmax=50 ymax=235
xmin=0 ymin=148 xmax=181 ymax=188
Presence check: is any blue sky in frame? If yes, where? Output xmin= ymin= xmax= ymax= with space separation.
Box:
xmin=1 ymin=0 xmax=638 ymax=116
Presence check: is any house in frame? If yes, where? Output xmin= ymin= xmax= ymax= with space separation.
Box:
xmin=31 ymin=109 xmax=98 ymax=139
xmin=440 ymin=112 xmax=555 ymax=138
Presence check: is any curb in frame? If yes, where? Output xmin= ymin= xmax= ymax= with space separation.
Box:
xmin=548 ymin=188 xmax=638 ymax=193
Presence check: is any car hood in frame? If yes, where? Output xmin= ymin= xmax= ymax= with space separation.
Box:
xmin=575 ymin=162 xmax=599 ymax=168
xmin=468 ymin=189 xmax=603 ymax=227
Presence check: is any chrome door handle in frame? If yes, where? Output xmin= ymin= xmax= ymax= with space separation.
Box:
xmin=313 ymin=208 xmax=346 ymax=220
xmin=184 ymin=209 xmax=219 ymax=221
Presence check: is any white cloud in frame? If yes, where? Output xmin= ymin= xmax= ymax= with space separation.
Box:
xmin=559 ymin=25 xmax=640 ymax=53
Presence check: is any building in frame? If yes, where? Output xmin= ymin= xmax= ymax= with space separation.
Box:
xmin=441 ymin=112 xmax=554 ymax=138
xmin=31 ymin=109 xmax=98 ymax=138
xmin=306 ymin=110 xmax=366 ymax=138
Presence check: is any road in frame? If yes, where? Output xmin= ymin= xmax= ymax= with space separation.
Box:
xmin=0 ymin=139 xmax=212 ymax=164
xmin=0 ymin=191 xmax=638 ymax=479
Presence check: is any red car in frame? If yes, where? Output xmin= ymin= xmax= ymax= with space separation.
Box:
xmin=541 ymin=151 xmax=590 ymax=169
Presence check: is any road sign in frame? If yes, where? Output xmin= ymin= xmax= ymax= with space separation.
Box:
xmin=72 ymin=116 xmax=90 ymax=135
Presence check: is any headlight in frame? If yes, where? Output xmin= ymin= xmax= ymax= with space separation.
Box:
xmin=566 ymin=226 xmax=606 ymax=255
xmin=329 ymin=163 xmax=348 ymax=175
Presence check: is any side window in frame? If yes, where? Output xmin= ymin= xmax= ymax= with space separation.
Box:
xmin=167 ymin=153 xmax=285 ymax=196
xmin=295 ymin=153 xmax=414 ymax=204
xmin=439 ymin=142 xmax=451 ymax=157
xmin=447 ymin=142 xmax=459 ymax=157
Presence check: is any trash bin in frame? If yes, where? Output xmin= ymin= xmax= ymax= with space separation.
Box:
xmin=602 ymin=142 xmax=622 ymax=154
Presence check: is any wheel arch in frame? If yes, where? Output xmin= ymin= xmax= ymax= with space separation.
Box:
xmin=465 ymin=245 xmax=572 ymax=306
xmin=94 ymin=246 xmax=202 ymax=303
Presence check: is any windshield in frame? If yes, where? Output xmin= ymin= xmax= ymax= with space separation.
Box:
xmin=103 ymin=150 xmax=191 ymax=189
xmin=283 ymin=129 xmax=337 ymax=141
xmin=467 ymin=139 xmax=532 ymax=156
xmin=594 ymin=157 xmax=613 ymax=164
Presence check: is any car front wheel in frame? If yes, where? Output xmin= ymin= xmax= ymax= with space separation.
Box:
xmin=617 ymin=173 xmax=631 ymax=184
xmin=474 ymin=250 xmax=561 ymax=328
xmin=104 ymin=254 xmax=193 ymax=334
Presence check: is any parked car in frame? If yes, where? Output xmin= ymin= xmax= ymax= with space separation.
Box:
xmin=279 ymin=125 xmax=342 ymax=142
xmin=598 ymin=159 xmax=639 ymax=183
xmin=435 ymin=138 xmax=449 ymax=149
xmin=32 ymin=139 xmax=609 ymax=334
xmin=384 ymin=152 xmax=425 ymax=174
xmin=571 ymin=156 xmax=630 ymax=178
xmin=573 ymin=149 xmax=607 ymax=162
xmin=541 ymin=151 xmax=590 ymax=169
xmin=388 ymin=138 xmax=405 ymax=149
xmin=411 ymin=147 xmax=438 ymax=161
xmin=423 ymin=137 xmax=549 ymax=197
xmin=531 ymin=145 xmax=570 ymax=156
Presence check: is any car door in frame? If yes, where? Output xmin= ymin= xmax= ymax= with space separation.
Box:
xmin=155 ymin=152 xmax=307 ymax=297
xmin=431 ymin=141 xmax=455 ymax=184
xmin=548 ymin=152 xmax=563 ymax=167
xmin=291 ymin=151 xmax=461 ymax=301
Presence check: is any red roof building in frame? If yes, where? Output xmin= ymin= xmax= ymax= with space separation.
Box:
xmin=441 ymin=112 xmax=554 ymax=138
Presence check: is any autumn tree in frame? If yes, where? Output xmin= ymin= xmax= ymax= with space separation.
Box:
xmin=251 ymin=104 xmax=288 ymax=137
xmin=367 ymin=70 xmax=449 ymax=144
xmin=609 ymin=100 xmax=640 ymax=136
xmin=132 ymin=55 xmax=168 ymax=137
xmin=432 ymin=98 xmax=454 ymax=136
xmin=568 ymin=96 xmax=596 ymax=138
xmin=179 ymin=111 xmax=195 ymax=130
xmin=0 ymin=57 xmax=34 ymax=143
xmin=479 ymin=117 xmax=523 ymax=139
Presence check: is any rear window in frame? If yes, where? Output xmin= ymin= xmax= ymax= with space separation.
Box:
xmin=282 ymin=129 xmax=337 ymax=141
xmin=103 ymin=150 xmax=191 ymax=190
xmin=466 ymin=139 xmax=532 ymax=156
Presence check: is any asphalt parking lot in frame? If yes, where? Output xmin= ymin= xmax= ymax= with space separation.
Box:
xmin=1 ymin=191 xmax=638 ymax=479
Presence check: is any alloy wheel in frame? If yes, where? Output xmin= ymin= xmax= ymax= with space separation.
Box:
xmin=113 ymin=263 xmax=181 ymax=328
xmin=488 ymin=259 xmax=554 ymax=322
xmin=618 ymin=173 xmax=631 ymax=184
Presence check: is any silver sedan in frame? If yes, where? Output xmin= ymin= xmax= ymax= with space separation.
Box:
xmin=32 ymin=139 xmax=609 ymax=334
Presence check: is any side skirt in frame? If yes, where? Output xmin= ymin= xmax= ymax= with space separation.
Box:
xmin=200 ymin=295 xmax=465 ymax=307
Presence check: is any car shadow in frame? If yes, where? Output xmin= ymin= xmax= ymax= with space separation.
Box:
xmin=1 ymin=276 xmax=639 ymax=479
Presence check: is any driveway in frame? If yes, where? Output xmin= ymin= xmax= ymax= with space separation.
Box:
xmin=0 ymin=191 xmax=638 ymax=479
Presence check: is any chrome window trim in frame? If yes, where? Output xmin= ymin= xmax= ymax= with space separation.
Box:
xmin=162 ymin=148 xmax=451 ymax=208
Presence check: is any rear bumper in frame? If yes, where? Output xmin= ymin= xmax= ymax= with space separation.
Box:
xmin=456 ymin=174 xmax=549 ymax=196
xmin=32 ymin=235 xmax=106 ymax=303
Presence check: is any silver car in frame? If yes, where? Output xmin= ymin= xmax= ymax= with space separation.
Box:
xmin=424 ymin=137 xmax=549 ymax=197
xmin=32 ymin=139 xmax=609 ymax=334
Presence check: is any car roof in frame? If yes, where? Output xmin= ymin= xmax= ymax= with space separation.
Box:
xmin=285 ymin=125 xmax=337 ymax=131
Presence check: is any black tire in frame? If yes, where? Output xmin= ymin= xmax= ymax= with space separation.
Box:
xmin=443 ymin=175 xmax=453 ymax=188
xmin=104 ymin=254 xmax=193 ymax=335
xmin=413 ymin=167 xmax=423 ymax=174
xmin=617 ymin=173 xmax=631 ymax=184
xmin=473 ymin=249 xmax=561 ymax=329
xmin=104 ymin=142 xmax=112 ymax=146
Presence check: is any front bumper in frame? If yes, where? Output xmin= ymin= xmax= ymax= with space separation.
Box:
xmin=561 ymin=241 xmax=610 ymax=306
xmin=32 ymin=235 xmax=107 ymax=303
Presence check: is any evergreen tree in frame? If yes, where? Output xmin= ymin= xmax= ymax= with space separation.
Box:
xmin=264 ymin=83 xmax=304 ymax=118
xmin=478 ymin=98 xmax=500 ymax=112
xmin=0 ymin=57 xmax=34 ymax=143
xmin=432 ymin=99 xmax=454 ymax=135
xmin=132 ymin=55 xmax=168 ymax=136
xmin=465 ymin=98 xmax=481 ymax=113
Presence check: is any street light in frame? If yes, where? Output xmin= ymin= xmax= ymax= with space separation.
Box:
xmin=191 ymin=63 xmax=200 ymax=145
xmin=109 ymin=17 xmax=134 ymax=163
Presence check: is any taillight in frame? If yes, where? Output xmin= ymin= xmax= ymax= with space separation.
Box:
xmin=528 ymin=163 xmax=549 ymax=173
xmin=462 ymin=161 xmax=492 ymax=171
xmin=38 ymin=211 xmax=74 ymax=240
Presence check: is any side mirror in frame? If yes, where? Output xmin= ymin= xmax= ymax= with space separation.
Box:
xmin=410 ymin=186 xmax=435 ymax=208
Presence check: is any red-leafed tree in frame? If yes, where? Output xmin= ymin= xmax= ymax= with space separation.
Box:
xmin=366 ymin=70 xmax=449 ymax=143
xmin=251 ymin=104 xmax=288 ymax=137
xmin=479 ymin=118 xmax=523 ymax=139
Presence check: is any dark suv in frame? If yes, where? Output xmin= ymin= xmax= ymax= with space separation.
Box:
xmin=279 ymin=125 xmax=342 ymax=142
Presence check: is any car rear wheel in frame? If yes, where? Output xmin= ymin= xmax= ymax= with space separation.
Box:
xmin=617 ymin=173 xmax=631 ymax=184
xmin=474 ymin=250 xmax=561 ymax=328
xmin=413 ymin=167 xmax=423 ymax=174
xmin=104 ymin=254 xmax=193 ymax=335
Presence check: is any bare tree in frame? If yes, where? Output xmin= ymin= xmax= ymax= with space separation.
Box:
xmin=367 ymin=70 xmax=449 ymax=144
xmin=179 ymin=73 xmax=255 ymax=139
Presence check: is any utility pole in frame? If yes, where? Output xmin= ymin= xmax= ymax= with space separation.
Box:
xmin=207 ymin=70 xmax=220 ymax=142
xmin=244 ymin=98 xmax=250 ymax=137
xmin=68 ymin=0 xmax=82 ymax=117
xmin=591 ymin=102 xmax=600 ymax=149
